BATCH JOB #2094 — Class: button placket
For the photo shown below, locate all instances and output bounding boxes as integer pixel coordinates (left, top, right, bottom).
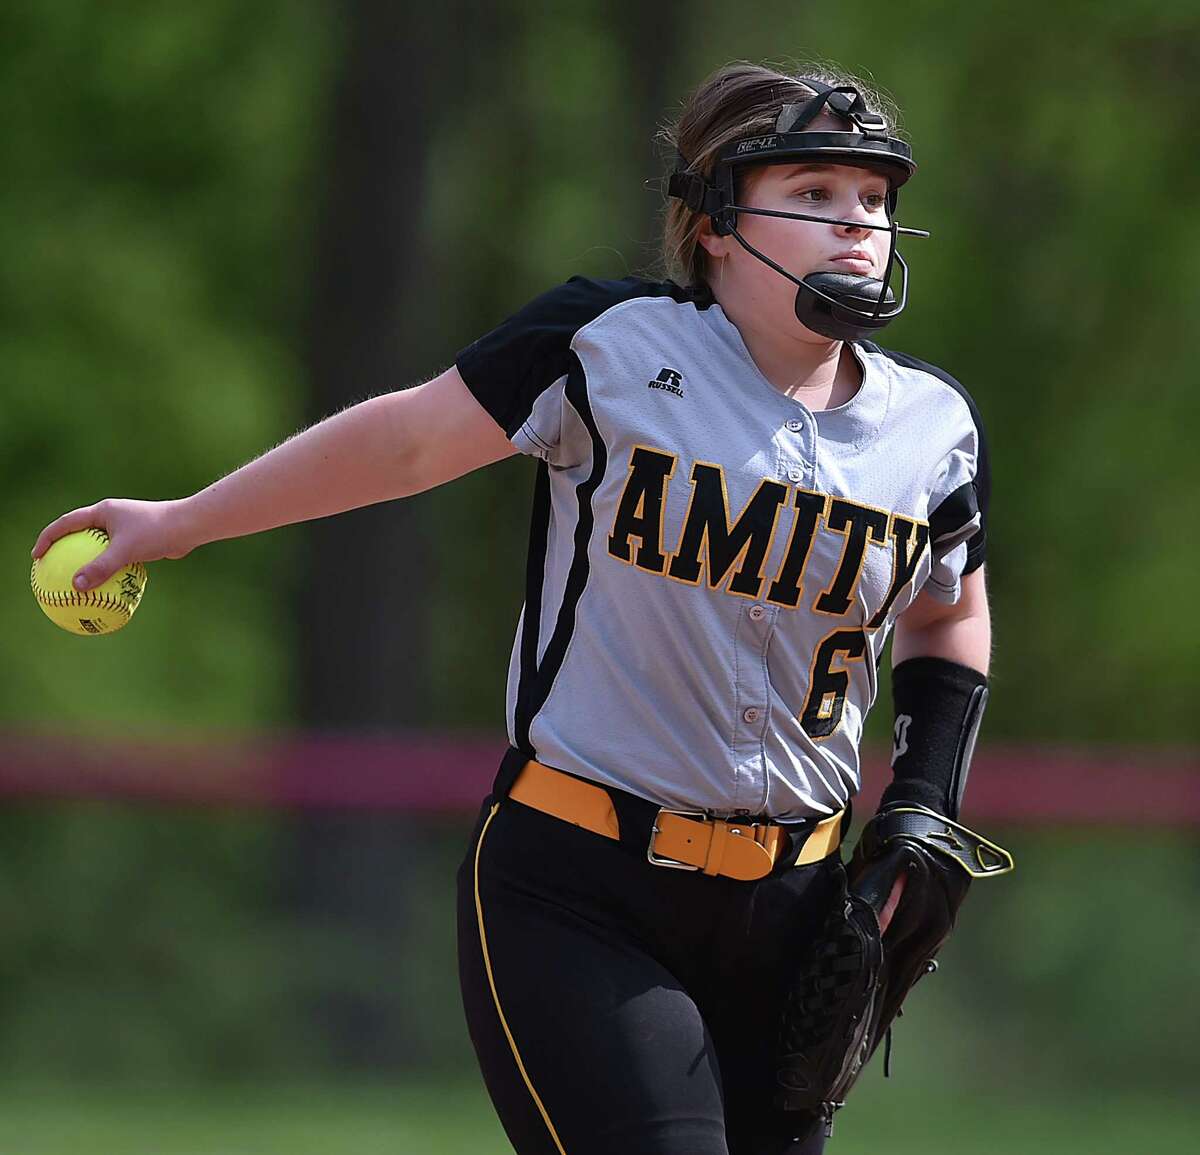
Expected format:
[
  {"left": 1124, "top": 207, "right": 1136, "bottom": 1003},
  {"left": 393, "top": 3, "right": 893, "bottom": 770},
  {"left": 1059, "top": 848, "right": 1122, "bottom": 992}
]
[
  {"left": 779, "top": 409, "right": 815, "bottom": 488},
  {"left": 738, "top": 601, "right": 771, "bottom": 729}
]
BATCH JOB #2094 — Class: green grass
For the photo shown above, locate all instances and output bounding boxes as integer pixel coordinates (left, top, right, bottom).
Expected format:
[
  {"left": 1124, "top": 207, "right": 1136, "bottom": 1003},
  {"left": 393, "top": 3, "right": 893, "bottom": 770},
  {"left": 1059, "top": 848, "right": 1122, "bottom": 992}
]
[
  {"left": 0, "top": 1082, "right": 505, "bottom": 1155},
  {"left": 834, "top": 1086, "right": 1198, "bottom": 1155},
  {"left": 0, "top": 1080, "right": 1193, "bottom": 1154}
]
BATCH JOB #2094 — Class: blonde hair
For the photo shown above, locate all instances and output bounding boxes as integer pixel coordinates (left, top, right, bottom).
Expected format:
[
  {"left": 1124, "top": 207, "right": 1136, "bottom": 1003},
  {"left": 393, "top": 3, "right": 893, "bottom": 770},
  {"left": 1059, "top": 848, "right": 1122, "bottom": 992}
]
[{"left": 655, "top": 61, "right": 901, "bottom": 289}]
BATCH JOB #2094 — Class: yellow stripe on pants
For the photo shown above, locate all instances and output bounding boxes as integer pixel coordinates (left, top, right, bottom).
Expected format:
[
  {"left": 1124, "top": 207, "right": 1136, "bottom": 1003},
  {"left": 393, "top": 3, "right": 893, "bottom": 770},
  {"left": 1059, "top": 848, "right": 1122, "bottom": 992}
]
[{"left": 473, "top": 802, "right": 568, "bottom": 1154}]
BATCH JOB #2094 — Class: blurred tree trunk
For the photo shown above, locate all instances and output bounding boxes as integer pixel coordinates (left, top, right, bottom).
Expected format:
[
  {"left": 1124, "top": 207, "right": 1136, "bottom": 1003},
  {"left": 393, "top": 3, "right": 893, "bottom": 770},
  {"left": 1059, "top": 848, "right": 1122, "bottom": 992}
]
[
  {"left": 288, "top": 0, "right": 690, "bottom": 1069},
  {"left": 300, "top": 42, "right": 432, "bottom": 730},
  {"left": 289, "top": 0, "right": 457, "bottom": 1068},
  {"left": 612, "top": 0, "right": 690, "bottom": 272}
]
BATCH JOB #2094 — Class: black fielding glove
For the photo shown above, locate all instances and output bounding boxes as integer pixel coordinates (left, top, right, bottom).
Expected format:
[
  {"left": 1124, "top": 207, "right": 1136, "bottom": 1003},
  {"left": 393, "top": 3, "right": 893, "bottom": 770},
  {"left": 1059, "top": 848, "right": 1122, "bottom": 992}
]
[
  {"left": 775, "top": 658, "right": 1014, "bottom": 1139},
  {"left": 775, "top": 805, "right": 1013, "bottom": 1137}
]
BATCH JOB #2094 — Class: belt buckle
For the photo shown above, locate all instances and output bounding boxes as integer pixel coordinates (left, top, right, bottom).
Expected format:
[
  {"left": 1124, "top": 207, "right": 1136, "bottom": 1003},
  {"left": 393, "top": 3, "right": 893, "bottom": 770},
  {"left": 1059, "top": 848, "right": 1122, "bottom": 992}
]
[{"left": 647, "top": 808, "right": 709, "bottom": 870}]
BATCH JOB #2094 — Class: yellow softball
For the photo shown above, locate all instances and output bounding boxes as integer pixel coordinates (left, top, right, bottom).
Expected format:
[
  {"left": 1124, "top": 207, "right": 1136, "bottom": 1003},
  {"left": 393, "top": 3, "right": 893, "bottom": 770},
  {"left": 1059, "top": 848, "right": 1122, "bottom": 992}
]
[{"left": 30, "top": 528, "right": 148, "bottom": 636}]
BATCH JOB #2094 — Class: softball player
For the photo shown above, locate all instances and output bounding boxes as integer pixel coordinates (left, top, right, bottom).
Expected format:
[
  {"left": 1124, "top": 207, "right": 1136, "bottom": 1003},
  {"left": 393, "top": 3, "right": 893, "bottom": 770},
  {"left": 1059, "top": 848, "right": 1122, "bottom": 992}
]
[
  {"left": 450, "top": 65, "right": 991, "bottom": 1154},
  {"left": 32, "top": 62, "right": 992, "bottom": 1155}
]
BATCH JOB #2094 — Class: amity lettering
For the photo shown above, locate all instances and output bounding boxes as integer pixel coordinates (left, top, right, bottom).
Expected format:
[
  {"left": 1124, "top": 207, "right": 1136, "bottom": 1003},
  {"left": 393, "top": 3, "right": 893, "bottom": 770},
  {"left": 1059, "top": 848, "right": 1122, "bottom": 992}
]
[
  {"left": 606, "top": 446, "right": 932, "bottom": 737},
  {"left": 607, "top": 446, "right": 929, "bottom": 623}
]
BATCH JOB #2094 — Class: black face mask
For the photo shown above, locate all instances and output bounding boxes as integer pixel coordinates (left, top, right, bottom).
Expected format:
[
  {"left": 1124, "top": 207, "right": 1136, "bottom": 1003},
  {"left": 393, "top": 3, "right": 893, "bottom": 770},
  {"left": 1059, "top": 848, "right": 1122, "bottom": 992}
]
[{"left": 667, "top": 78, "right": 930, "bottom": 342}]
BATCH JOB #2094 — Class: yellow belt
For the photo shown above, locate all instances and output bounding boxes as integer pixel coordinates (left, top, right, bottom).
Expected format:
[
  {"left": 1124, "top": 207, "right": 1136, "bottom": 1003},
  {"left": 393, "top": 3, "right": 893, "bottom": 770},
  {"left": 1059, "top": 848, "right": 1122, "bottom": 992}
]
[{"left": 508, "top": 759, "right": 844, "bottom": 882}]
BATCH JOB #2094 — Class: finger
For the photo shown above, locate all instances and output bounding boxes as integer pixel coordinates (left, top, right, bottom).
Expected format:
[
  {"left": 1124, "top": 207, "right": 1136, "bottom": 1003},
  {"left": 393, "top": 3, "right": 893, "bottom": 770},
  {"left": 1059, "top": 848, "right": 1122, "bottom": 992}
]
[
  {"left": 73, "top": 546, "right": 127, "bottom": 592},
  {"left": 878, "top": 873, "right": 907, "bottom": 935},
  {"left": 848, "top": 847, "right": 899, "bottom": 911},
  {"left": 31, "top": 506, "right": 102, "bottom": 560}
]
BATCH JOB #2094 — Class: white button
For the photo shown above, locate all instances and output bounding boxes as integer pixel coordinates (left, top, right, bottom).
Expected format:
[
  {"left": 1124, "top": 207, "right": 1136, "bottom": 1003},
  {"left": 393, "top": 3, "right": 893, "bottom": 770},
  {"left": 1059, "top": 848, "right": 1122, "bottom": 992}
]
[
  {"left": 787, "top": 467, "right": 804, "bottom": 483},
  {"left": 742, "top": 707, "right": 761, "bottom": 724},
  {"left": 786, "top": 419, "right": 804, "bottom": 433},
  {"left": 748, "top": 605, "right": 766, "bottom": 621}
]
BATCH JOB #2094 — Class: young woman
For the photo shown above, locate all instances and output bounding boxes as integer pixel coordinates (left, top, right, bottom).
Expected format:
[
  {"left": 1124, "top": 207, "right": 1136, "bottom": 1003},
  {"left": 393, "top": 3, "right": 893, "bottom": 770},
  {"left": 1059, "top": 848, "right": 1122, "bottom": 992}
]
[{"left": 33, "top": 62, "right": 994, "bottom": 1155}]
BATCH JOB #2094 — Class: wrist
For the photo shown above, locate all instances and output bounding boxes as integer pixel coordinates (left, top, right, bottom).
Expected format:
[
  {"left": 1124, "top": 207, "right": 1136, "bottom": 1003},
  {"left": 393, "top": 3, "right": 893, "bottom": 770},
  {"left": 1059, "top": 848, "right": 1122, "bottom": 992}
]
[
  {"left": 174, "top": 491, "right": 217, "bottom": 551},
  {"left": 887, "top": 656, "right": 988, "bottom": 819},
  {"left": 878, "top": 778, "right": 951, "bottom": 814}
]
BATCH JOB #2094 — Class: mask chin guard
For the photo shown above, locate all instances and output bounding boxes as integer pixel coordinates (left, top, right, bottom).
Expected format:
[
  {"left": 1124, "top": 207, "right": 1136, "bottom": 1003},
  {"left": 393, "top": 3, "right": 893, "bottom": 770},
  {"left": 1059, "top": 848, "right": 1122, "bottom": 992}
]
[
  {"left": 796, "top": 271, "right": 902, "bottom": 342},
  {"left": 795, "top": 211, "right": 908, "bottom": 341},
  {"left": 666, "top": 77, "right": 929, "bottom": 340}
]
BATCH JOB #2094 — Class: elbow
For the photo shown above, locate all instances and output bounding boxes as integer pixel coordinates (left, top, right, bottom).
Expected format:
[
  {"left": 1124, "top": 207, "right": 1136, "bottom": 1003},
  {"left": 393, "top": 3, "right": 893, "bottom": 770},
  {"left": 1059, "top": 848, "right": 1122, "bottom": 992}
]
[{"left": 893, "top": 575, "right": 992, "bottom": 671}]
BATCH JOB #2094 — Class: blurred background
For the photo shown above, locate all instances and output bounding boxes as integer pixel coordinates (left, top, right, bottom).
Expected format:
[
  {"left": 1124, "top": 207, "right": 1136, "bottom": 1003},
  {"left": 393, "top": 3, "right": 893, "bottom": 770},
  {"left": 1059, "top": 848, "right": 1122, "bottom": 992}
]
[{"left": 3, "top": 1, "right": 1198, "bottom": 1152}]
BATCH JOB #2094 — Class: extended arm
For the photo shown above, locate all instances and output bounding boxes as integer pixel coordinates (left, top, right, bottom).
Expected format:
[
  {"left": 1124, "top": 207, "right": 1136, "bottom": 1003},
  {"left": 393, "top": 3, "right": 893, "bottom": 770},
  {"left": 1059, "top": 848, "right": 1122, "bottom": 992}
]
[
  {"left": 32, "top": 366, "right": 517, "bottom": 588},
  {"left": 179, "top": 366, "right": 517, "bottom": 546}
]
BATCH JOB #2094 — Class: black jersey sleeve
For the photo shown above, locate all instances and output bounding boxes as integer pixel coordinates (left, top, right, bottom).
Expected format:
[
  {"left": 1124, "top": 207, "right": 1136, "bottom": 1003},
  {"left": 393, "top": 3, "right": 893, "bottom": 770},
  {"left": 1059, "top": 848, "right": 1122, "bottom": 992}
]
[
  {"left": 455, "top": 276, "right": 645, "bottom": 449},
  {"left": 929, "top": 404, "right": 989, "bottom": 576},
  {"left": 931, "top": 394, "right": 988, "bottom": 575},
  {"left": 864, "top": 344, "right": 989, "bottom": 575}
]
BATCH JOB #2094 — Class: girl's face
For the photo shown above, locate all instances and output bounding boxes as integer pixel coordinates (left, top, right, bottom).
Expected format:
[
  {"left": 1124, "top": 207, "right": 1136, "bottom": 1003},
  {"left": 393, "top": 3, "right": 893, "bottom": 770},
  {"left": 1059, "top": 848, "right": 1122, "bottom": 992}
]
[{"left": 701, "top": 149, "right": 894, "bottom": 342}]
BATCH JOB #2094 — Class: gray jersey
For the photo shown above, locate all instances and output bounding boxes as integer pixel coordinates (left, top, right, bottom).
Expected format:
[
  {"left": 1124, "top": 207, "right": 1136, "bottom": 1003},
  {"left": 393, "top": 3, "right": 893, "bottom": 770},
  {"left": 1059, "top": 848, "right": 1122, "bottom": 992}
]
[{"left": 456, "top": 276, "right": 987, "bottom": 820}]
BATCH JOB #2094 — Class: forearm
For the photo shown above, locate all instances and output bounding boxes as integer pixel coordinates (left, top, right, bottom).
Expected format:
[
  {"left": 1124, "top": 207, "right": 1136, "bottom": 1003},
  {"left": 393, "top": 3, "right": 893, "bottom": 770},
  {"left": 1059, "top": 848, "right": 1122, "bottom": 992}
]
[
  {"left": 32, "top": 366, "right": 516, "bottom": 589},
  {"left": 180, "top": 393, "right": 418, "bottom": 548},
  {"left": 883, "top": 569, "right": 992, "bottom": 816}
]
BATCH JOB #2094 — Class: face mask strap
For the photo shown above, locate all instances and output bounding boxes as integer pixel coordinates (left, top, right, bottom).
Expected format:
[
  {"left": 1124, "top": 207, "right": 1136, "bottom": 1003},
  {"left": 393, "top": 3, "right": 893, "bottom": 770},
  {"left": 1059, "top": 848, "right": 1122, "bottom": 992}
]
[
  {"left": 725, "top": 223, "right": 807, "bottom": 293},
  {"left": 726, "top": 202, "right": 929, "bottom": 240},
  {"left": 725, "top": 218, "right": 909, "bottom": 321},
  {"left": 872, "top": 219, "right": 902, "bottom": 321}
]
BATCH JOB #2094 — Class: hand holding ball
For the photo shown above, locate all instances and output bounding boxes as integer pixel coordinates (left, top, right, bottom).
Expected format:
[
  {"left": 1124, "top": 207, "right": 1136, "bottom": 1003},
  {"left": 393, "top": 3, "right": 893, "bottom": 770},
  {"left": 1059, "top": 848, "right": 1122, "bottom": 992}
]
[{"left": 31, "top": 528, "right": 148, "bottom": 636}]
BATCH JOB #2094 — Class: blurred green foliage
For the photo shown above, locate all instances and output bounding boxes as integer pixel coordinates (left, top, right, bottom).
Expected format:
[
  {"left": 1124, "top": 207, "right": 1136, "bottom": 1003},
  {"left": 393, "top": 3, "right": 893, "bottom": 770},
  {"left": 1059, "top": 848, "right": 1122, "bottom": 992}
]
[
  {"left": 2, "top": 0, "right": 330, "bottom": 733},
  {"left": 6, "top": 0, "right": 1199, "bottom": 734},
  {"left": 2, "top": 0, "right": 1197, "bottom": 1094}
]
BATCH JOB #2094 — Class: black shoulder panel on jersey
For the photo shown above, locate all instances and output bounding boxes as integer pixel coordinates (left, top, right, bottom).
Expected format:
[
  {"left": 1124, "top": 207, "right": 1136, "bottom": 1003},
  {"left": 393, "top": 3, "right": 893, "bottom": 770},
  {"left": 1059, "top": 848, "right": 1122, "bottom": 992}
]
[
  {"left": 513, "top": 353, "right": 608, "bottom": 753},
  {"left": 456, "top": 276, "right": 711, "bottom": 439},
  {"left": 858, "top": 342, "right": 989, "bottom": 573},
  {"left": 929, "top": 481, "right": 978, "bottom": 544}
]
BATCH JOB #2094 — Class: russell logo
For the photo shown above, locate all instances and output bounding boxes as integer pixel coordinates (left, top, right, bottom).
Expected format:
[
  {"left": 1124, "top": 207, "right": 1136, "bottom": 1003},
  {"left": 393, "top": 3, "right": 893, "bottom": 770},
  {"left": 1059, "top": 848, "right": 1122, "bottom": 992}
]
[{"left": 647, "top": 367, "right": 685, "bottom": 397}]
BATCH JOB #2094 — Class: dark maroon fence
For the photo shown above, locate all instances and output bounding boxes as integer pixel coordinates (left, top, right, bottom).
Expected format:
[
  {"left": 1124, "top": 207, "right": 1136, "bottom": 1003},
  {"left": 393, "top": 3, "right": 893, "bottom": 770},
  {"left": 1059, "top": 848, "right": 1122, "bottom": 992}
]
[{"left": 2, "top": 730, "right": 1197, "bottom": 824}]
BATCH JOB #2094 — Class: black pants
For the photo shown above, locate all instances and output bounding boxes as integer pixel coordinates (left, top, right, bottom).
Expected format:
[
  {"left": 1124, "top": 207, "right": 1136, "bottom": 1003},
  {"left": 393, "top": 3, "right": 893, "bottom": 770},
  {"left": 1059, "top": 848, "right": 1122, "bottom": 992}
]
[{"left": 456, "top": 753, "right": 847, "bottom": 1155}]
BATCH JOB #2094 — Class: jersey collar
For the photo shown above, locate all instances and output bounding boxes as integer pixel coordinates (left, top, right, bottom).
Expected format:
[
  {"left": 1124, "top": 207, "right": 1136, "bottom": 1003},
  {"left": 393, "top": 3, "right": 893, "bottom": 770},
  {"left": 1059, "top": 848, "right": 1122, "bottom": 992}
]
[
  {"left": 700, "top": 301, "right": 890, "bottom": 449},
  {"left": 810, "top": 341, "right": 890, "bottom": 452}
]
